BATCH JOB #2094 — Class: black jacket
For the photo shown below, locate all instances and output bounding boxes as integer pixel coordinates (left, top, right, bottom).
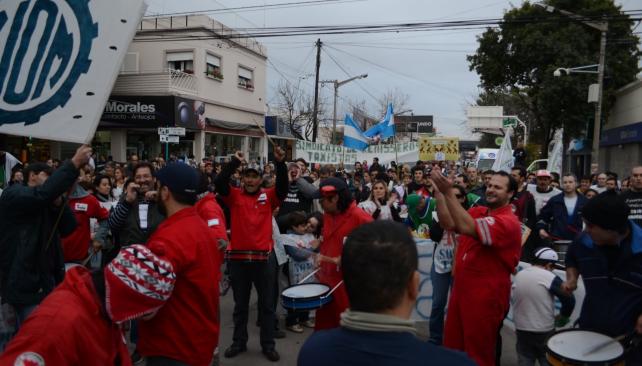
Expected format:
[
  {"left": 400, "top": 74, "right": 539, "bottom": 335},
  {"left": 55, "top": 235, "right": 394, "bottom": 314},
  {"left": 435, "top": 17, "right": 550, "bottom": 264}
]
[{"left": 0, "top": 161, "right": 78, "bottom": 306}]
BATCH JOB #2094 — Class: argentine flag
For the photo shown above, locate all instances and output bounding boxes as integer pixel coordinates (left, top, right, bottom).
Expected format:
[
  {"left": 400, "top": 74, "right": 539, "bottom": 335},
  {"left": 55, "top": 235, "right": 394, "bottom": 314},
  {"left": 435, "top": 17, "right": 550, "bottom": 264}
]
[
  {"left": 343, "top": 114, "right": 370, "bottom": 151},
  {"left": 364, "top": 103, "right": 395, "bottom": 140}
]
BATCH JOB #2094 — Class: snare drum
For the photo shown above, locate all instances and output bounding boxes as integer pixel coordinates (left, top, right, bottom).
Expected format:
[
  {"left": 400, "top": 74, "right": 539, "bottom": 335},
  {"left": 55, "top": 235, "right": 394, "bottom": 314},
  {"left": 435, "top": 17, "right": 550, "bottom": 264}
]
[
  {"left": 225, "top": 250, "right": 270, "bottom": 263},
  {"left": 546, "top": 329, "right": 624, "bottom": 366},
  {"left": 281, "top": 283, "right": 333, "bottom": 311}
]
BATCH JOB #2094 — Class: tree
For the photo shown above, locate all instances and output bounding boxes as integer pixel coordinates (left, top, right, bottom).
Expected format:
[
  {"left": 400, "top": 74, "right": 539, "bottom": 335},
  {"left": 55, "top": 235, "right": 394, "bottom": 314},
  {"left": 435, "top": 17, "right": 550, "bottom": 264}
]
[
  {"left": 468, "top": 0, "right": 640, "bottom": 156},
  {"left": 273, "top": 81, "right": 328, "bottom": 141}
]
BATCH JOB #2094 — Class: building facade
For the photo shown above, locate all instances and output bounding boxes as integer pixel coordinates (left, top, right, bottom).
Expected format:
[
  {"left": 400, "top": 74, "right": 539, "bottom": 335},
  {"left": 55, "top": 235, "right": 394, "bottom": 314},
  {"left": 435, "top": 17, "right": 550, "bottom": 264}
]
[
  {"left": 600, "top": 78, "right": 642, "bottom": 177},
  {"left": 96, "top": 15, "right": 268, "bottom": 163}
]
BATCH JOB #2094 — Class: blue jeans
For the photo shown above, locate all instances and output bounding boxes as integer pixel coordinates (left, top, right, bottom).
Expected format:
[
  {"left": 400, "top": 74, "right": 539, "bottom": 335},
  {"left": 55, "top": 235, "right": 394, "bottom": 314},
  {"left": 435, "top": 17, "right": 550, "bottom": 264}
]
[{"left": 429, "top": 266, "right": 452, "bottom": 345}]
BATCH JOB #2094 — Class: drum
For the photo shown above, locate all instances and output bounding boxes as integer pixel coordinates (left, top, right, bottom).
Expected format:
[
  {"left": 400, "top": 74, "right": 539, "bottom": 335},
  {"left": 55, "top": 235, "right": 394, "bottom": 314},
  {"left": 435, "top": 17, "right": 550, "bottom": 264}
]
[
  {"left": 546, "top": 329, "right": 624, "bottom": 366},
  {"left": 553, "top": 240, "right": 572, "bottom": 262},
  {"left": 281, "top": 283, "right": 332, "bottom": 311},
  {"left": 225, "top": 250, "right": 270, "bottom": 263}
]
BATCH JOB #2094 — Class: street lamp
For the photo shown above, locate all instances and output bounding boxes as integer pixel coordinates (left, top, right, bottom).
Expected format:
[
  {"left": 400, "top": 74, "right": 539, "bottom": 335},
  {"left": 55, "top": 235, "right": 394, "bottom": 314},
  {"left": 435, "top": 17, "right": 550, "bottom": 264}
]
[
  {"left": 535, "top": 2, "right": 608, "bottom": 167},
  {"left": 553, "top": 64, "right": 599, "bottom": 77},
  {"left": 321, "top": 73, "right": 368, "bottom": 144}
]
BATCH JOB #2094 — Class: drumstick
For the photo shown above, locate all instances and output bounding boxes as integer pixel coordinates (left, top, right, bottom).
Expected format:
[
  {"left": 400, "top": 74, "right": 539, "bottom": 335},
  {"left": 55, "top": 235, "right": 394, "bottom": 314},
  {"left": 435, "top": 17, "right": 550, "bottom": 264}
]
[
  {"left": 582, "top": 333, "right": 628, "bottom": 356},
  {"left": 326, "top": 280, "right": 344, "bottom": 296},
  {"left": 297, "top": 268, "right": 320, "bottom": 284}
]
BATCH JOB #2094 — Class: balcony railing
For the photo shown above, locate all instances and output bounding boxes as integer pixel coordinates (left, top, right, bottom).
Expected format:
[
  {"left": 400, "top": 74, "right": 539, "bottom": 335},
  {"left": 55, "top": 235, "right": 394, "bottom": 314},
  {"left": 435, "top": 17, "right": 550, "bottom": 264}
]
[{"left": 112, "top": 69, "right": 198, "bottom": 95}]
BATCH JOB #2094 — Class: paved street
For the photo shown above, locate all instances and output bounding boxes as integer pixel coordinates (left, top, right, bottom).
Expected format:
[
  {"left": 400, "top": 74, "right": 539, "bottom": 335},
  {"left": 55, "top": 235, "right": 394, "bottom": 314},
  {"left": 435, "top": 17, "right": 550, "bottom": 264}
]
[{"left": 216, "top": 288, "right": 518, "bottom": 366}]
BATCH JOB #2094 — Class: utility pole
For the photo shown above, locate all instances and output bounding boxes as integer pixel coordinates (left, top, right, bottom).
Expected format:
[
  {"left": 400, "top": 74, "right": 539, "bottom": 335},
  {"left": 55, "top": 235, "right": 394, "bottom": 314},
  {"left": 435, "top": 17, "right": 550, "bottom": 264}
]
[
  {"left": 311, "top": 39, "right": 322, "bottom": 142},
  {"left": 592, "top": 29, "right": 607, "bottom": 167}
]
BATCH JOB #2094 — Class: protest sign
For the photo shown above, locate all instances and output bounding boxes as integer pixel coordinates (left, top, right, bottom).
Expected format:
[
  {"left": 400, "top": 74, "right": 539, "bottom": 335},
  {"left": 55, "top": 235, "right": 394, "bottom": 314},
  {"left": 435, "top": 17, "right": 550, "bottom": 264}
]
[
  {"left": 0, "top": 0, "right": 147, "bottom": 143},
  {"left": 418, "top": 136, "right": 460, "bottom": 161},
  {"left": 295, "top": 140, "right": 420, "bottom": 166}
]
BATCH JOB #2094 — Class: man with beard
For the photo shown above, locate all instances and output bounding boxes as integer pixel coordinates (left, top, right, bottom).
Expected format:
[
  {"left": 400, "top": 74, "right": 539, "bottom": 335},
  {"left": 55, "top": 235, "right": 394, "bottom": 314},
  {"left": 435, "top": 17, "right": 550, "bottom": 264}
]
[
  {"left": 527, "top": 170, "right": 561, "bottom": 216},
  {"left": 431, "top": 170, "right": 521, "bottom": 366},
  {"left": 129, "top": 163, "right": 218, "bottom": 365},
  {"left": 216, "top": 148, "right": 288, "bottom": 362},
  {"left": 108, "top": 162, "right": 164, "bottom": 247}
]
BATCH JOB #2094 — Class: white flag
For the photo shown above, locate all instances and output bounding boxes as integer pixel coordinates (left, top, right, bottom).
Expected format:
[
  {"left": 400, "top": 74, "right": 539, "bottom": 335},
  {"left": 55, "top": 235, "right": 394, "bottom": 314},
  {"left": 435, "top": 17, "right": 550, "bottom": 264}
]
[
  {"left": 0, "top": 0, "right": 147, "bottom": 143},
  {"left": 492, "top": 129, "right": 514, "bottom": 173},
  {"left": 548, "top": 129, "right": 564, "bottom": 175}
]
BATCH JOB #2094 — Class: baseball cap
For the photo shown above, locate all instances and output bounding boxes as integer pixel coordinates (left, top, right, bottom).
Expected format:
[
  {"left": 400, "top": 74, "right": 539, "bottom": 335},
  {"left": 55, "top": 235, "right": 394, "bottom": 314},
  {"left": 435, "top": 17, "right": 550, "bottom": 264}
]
[
  {"left": 536, "top": 170, "right": 552, "bottom": 178},
  {"left": 312, "top": 177, "right": 348, "bottom": 199},
  {"left": 155, "top": 162, "right": 198, "bottom": 196},
  {"left": 534, "top": 247, "right": 558, "bottom": 262}
]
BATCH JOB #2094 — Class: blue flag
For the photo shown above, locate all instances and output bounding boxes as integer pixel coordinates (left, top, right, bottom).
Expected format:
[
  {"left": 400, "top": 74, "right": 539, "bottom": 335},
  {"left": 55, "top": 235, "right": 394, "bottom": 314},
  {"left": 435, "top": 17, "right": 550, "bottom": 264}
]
[
  {"left": 364, "top": 103, "right": 395, "bottom": 140},
  {"left": 343, "top": 114, "right": 370, "bottom": 151}
]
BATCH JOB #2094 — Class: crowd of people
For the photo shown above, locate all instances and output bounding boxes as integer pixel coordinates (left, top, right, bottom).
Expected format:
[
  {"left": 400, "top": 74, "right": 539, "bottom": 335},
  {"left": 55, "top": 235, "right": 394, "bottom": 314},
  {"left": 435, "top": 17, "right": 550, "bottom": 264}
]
[{"left": 0, "top": 144, "right": 641, "bottom": 366}]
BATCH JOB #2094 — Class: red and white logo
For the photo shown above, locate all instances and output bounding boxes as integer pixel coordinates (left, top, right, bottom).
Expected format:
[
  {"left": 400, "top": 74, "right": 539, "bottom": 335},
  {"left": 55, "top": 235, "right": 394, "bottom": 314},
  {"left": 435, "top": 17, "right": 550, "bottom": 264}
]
[
  {"left": 484, "top": 217, "right": 495, "bottom": 226},
  {"left": 14, "top": 352, "right": 45, "bottom": 366}
]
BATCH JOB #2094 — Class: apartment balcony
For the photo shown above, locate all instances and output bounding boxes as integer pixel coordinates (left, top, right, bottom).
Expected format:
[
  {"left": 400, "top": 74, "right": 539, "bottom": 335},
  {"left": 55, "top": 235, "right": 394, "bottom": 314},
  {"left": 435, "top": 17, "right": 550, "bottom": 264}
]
[{"left": 111, "top": 69, "right": 198, "bottom": 96}]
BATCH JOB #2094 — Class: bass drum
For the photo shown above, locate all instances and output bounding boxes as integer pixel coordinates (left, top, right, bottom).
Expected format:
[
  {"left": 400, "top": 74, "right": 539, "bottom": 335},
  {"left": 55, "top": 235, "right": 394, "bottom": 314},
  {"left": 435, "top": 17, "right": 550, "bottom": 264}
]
[{"left": 546, "top": 329, "right": 624, "bottom": 366}]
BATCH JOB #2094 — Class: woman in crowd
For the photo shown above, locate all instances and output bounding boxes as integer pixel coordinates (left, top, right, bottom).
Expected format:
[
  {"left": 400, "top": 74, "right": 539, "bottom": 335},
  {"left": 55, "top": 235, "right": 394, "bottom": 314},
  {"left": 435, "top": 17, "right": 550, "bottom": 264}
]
[
  {"left": 357, "top": 180, "right": 401, "bottom": 221},
  {"left": 94, "top": 174, "right": 116, "bottom": 209},
  {"left": 427, "top": 184, "right": 467, "bottom": 345},
  {"left": 111, "top": 166, "right": 126, "bottom": 201}
]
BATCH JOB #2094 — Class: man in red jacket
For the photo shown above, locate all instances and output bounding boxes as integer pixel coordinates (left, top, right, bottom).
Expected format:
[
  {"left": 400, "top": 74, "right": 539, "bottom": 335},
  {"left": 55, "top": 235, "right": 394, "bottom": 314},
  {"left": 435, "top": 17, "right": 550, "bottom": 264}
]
[
  {"left": 137, "top": 163, "right": 220, "bottom": 366},
  {"left": 431, "top": 170, "right": 522, "bottom": 366},
  {"left": 313, "top": 177, "right": 373, "bottom": 330},
  {"left": 0, "top": 244, "right": 176, "bottom": 366},
  {"left": 61, "top": 184, "right": 110, "bottom": 264},
  {"left": 215, "top": 147, "right": 288, "bottom": 362}
]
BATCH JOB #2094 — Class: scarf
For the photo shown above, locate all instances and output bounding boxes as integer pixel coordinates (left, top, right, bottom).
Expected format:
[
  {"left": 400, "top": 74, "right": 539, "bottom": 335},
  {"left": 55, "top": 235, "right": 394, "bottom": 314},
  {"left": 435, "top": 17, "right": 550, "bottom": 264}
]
[{"left": 340, "top": 309, "right": 418, "bottom": 336}]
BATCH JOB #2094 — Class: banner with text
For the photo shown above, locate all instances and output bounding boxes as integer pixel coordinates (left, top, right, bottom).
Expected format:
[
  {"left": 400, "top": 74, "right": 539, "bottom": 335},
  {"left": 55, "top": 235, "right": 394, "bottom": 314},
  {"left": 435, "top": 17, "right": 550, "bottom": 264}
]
[
  {"left": 418, "top": 137, "right": 460, "bottom": 161},
  {"left": 295, "top": 140, "right": 420, "bottom": 166},
  {"left": 0, "top": 0, "right": 147, "bottom": 143}
]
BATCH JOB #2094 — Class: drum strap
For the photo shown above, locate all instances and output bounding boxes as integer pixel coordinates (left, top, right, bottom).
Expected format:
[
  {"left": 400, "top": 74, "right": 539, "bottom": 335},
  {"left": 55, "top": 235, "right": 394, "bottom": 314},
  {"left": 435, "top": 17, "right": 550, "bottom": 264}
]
[{"left": 340, "top": 310, "right": 418, "bottom": 336}]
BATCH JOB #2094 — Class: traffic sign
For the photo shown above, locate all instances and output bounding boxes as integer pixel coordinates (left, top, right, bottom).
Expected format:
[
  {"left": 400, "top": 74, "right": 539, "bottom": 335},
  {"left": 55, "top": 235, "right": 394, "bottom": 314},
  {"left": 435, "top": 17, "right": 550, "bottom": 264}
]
[
  {"left": 160, "top": 134, "right": 179, "bottom": 143},
  {"left": 158, "top": 127, "right": 186, "bottom": 136},
  {"left": 502, "top": 118, "right": 517, "bottom": 128}
]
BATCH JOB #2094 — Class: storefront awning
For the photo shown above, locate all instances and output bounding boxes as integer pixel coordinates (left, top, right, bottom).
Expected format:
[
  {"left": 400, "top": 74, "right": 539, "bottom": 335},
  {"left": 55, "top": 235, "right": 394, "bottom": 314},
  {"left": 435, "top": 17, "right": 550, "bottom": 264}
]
[{"left": 205, "top": 118, "right": 264, "bottom": 137}]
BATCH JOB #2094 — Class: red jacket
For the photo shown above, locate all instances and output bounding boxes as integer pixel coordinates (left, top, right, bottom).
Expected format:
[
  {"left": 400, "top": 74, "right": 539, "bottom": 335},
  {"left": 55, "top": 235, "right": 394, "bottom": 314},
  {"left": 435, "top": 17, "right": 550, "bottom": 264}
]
[
  {"left": 0, "top": 267, "right": 131, "bottom": 366},
  {"left": 138, "top": 207, "right": 219, "bottom": 366},
  {"left": 315, "top": 202, "right": 373, "bottom": 330},
  {"left": 194, "top": 193, "right": 228, "bottom": 244},
  {"left": 61, "top": 194, "right": 109, "bottom": 262},
  {"left": 219, "top": 187, "right": 281, "bottom": 252}
]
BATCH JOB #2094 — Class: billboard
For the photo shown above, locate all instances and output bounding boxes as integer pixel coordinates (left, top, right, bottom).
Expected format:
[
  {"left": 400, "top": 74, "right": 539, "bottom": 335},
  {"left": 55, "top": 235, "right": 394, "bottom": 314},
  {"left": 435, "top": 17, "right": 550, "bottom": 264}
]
[
  {"left": 396, "top": 115, "right": 434, "bottom": 133},
  {"left": 101, "top": 95, "right": 205, "bottom": 130},
  {"left": 418, "top": 136, "right": 460, "bottom": 161}
]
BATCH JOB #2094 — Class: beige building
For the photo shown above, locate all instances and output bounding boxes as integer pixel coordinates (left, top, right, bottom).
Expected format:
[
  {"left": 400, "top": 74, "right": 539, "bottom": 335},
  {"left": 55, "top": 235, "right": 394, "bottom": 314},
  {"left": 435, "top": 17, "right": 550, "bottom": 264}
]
[
  {"left": 600, "top": 77, "right": 642, "bottom": 177},
  {"left": 95, "top": 14, "right": 268, "bottom": 163}
]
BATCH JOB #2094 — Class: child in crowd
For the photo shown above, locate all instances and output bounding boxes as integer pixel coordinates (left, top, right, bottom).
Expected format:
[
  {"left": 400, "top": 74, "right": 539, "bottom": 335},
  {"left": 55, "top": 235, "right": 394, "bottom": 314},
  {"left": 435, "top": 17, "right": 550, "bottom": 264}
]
[
  {"left": 281, "top": 211, "right": 320, "bottom": 333},
  {"left": 512, "top": 247, "right": 575, "bottom": 366}
]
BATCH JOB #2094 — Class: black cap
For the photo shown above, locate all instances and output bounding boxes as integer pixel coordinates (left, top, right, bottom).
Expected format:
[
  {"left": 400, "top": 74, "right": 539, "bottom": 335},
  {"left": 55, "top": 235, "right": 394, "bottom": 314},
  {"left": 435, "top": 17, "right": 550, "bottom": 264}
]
[
  {"left": 582, "top": 190, "right": 630, "bottom": 231},
  {"left": 155, "top": 163, "right": 198, "bottom": 196},
  {"left": 312, "top": 177, "right": 348, "bottom": 199},
  {"left": 242, "top": 167, "right": 260, "bottom": 176}
]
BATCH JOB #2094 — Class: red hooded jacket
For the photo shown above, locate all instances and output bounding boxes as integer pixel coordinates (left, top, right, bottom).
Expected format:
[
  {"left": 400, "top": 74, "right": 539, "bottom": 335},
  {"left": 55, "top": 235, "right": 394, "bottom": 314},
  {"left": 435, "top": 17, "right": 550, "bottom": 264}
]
[{"left": 0, "top": 267, "right": 131, "bottom": 366}]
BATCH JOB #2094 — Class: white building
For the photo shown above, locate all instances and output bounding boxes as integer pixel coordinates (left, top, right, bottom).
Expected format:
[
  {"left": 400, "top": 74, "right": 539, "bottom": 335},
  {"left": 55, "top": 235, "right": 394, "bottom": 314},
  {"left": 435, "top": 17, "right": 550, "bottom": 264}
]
[{"left": 94, "top": 15, "right": 268, "bottom": 163}]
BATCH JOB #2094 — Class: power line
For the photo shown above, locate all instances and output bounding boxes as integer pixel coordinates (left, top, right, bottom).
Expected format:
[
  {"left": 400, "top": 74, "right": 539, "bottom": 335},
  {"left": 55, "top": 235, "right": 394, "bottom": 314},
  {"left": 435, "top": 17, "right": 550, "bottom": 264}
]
[
  {"left": 145, "top": 0, "right": 366, "bottom": 17},
  {"left": 321, "top": 47, "right": 379, "bottom": 103}
]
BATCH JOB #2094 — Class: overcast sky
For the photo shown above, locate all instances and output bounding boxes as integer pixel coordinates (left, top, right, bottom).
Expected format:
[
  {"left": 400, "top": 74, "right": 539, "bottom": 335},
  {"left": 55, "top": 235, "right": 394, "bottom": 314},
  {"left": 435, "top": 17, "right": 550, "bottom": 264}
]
[{"left": 145, "top": 0, "right": 639, "bottom": 138}]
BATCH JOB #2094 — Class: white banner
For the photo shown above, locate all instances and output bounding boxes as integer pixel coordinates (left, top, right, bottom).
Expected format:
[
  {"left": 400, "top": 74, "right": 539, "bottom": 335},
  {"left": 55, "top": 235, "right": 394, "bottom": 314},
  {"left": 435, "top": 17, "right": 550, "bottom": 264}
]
[
  {"left": 0, "top": 0, "right": 147, "bottom": 143},
  {"left": 295, "top": 140, "right": 419, "bottom": 166}
]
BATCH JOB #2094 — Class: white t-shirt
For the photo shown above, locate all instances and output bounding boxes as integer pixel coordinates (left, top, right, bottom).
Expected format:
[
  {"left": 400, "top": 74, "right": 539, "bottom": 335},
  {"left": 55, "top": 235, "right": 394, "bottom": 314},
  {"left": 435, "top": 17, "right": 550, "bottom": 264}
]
[
  {"left": 358, "top": 199, "right": 393, "bottom": 220},
  {"left": 527, "top": 184, "right": 561, "bottom": 216},
  {"left": 512, "top": 266, "right": 557, "bottom": 332},
  {"left": 563, "top": 195, "right": 578, "bottom": 217}
]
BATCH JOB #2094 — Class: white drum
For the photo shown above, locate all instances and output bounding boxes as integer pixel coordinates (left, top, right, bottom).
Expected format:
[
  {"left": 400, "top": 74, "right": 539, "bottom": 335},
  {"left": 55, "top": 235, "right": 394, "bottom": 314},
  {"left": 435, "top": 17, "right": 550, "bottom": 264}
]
[{"left": 546, "top": 329, "right": 624, "bottom": 365}]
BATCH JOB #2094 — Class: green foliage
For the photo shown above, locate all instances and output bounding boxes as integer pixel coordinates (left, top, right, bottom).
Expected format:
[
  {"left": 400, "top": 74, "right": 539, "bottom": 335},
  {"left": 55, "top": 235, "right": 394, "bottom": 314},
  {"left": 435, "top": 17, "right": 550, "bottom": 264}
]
[{"left": 469, "top": 0, "right": 640, "bottom": 154}]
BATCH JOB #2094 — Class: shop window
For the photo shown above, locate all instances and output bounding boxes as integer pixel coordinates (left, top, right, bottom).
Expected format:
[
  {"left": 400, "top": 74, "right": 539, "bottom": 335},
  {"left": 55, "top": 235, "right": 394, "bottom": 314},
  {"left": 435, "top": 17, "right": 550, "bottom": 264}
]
[
  {"left": 167, "top": 51, "right": 194, "bottom": 74},
  {"left": 206, "top": 53, "right": 223, "bottom": 80},
  {"left": 238, "top": 66, "right": 254, "bottom": 90}
]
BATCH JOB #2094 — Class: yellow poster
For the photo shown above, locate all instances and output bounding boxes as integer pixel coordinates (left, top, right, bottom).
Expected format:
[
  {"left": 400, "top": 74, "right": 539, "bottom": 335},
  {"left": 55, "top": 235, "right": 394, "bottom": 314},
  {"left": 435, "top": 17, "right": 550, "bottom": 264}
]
[{"left": 418, "top": 136, "right": 459, "bottom": 161}]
